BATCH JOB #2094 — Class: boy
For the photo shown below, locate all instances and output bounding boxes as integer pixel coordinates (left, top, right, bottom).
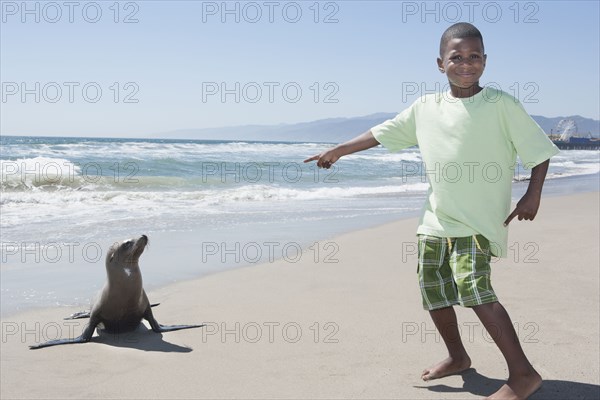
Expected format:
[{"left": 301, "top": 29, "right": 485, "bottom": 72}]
[{"left": 304, "top": 23, "right": 559, "bottom": 400}]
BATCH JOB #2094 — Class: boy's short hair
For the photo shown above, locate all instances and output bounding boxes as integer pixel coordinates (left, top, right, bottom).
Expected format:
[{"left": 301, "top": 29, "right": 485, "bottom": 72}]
[{"left": 439, "top": 22, "right": 485, "bottom": 56}]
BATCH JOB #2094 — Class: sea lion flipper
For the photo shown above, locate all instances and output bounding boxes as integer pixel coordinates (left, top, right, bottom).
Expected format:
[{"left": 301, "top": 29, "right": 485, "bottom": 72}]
[
  {"left": 144, "top": 306, "right": 162, "bottom": 332},
  {"left": 155, "top": 323, "right": 205, "bottom": 332},
  {"left": 29, "top": 336, "right": 88, "bottom": 349},
  {"left": 64, "top": 310, "right": 91, "bottom": 320},
  {"left": 29, "top": 319, "right": 99, "bottom": 349},
  {"left": 143, "top": 306, "right": 202, "bottom": 333}
]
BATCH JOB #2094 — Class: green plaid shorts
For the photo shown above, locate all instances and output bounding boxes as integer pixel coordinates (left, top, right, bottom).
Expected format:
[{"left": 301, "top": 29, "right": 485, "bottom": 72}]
[{"left": 417, "top": 234, "right": 498, "bottom": 311}]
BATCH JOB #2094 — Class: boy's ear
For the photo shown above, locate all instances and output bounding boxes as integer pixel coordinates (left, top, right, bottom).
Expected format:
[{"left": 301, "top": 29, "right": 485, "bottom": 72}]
[
  {"left": 437, "top": 57, "right": 445, "bottom": 73},
  {"left": 483, "top": 53, "right": 487, "bottom": 68}
]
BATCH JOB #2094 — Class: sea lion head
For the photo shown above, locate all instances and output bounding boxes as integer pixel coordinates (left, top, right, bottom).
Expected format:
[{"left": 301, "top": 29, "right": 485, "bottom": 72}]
[{"left": 106, "top": 235, "right": 149, "bottom": 267}]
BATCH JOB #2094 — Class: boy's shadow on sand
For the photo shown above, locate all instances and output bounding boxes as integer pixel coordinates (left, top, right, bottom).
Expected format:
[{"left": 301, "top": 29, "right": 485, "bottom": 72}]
[
  {"left": 89, "top": 324, "right": 204, "bottom": 353},
  {"left": 414, "top": 368, "right": 600, "bottom": 399}
]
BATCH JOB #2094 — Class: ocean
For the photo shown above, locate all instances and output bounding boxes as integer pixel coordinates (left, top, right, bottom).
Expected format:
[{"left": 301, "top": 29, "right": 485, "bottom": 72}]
[{"left": 1, "top": 135, "right": 599, "bottom": 316}]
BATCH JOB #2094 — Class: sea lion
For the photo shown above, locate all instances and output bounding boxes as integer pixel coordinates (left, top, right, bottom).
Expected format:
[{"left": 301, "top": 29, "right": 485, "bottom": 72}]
[{"left": 29, "top": 235, "right": 202, "bottom": 349}]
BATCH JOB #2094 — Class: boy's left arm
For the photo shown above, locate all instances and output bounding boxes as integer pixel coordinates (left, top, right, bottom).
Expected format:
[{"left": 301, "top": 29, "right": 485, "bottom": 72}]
[{"left": 504, "top": 159, "right": 550, "bottom": 226}]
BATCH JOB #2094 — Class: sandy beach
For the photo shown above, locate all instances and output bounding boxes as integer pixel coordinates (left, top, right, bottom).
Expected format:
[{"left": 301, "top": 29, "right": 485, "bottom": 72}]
[{"left": 1, "top": 191, "right": 598, "bottom": 399}]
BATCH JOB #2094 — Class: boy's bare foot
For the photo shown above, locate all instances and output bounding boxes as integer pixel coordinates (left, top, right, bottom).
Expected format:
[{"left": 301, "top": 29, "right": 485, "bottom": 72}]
[
  {"left": 485, "top": 369, "right": 542, "bottom": 400},
  {"left": 421, "top": 355, "right": 471, "bottom": 381}
]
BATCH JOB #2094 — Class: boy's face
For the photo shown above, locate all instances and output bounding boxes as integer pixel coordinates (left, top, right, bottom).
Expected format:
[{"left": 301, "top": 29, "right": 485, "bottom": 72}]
[{"left": 437, "top": 37, "right": 486, "bottom": 91}]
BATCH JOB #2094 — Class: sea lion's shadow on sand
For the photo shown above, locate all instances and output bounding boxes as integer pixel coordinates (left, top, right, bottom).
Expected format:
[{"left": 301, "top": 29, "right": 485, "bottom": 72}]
[
  {"left": 414, "top": 368, "right": 600, "bottom": 399},
  {"left": 89, "top": 324, "right": 204, "bottom": 353}
]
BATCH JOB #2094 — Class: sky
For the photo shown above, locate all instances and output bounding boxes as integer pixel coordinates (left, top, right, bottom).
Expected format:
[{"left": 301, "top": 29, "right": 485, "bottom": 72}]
[{"left": 1, "top": 0, "right": 599, "bottom": 137}]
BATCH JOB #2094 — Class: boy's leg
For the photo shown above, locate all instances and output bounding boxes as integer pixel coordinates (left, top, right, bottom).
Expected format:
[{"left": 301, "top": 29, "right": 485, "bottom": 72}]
[
  {"left": 417, "top": 235, "right": 471, "bottom": 381},
  {"left": 473, "top": 302, "right": 542, "bottom": 400},
  {"left": 451, "top": 235, "right": 541, "bottom": 399},
  {"left": 421, "top": 306, "right": 471, "bottom": 381}
]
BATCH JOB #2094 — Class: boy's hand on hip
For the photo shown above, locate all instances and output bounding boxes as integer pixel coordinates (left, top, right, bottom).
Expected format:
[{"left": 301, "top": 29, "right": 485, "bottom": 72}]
[
  {"left": 304, "top": 149, "right": 340, "bottom": 169},
  {"left": 504, "top": 192, "right": 542, "bottom": 226}
]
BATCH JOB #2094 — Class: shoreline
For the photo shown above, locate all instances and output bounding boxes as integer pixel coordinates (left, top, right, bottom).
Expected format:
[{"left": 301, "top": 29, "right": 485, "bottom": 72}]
[
  {"left": 1, "top": 172, "right": 598, "bottom": 318},
  {"left": 1, "top": 191, "right": 599, "bottom": 399}
]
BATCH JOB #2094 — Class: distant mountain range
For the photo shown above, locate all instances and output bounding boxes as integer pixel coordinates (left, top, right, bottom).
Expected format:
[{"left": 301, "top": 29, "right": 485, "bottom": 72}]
[{"left": 154, "top": 113, "right": 600, "bottom": 143}]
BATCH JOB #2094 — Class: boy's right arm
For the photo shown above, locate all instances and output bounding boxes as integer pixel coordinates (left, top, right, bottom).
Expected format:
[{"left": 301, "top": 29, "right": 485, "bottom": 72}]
[{"left": 303, "top": 130, "right": 379, "bottom": 169}]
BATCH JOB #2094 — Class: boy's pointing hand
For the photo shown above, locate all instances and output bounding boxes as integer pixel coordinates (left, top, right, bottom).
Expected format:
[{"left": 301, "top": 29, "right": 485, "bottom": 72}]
[
  {"left": 303, "top": 130, "right": 379, "bottom": 169},
  {"left": 304, "top": 149, "right": 340, "bottom": 169},
  {"left": 503, "top": 192, "right": 542, "bottom": 226},
  {"left": 505, "top": 159, "right": 550, "bottom": 226}
]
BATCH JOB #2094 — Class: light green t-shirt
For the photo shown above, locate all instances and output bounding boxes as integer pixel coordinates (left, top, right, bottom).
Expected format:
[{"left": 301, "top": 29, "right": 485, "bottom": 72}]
[{"left": 371, "top": 87, "right": 560, "bottom": 257}]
